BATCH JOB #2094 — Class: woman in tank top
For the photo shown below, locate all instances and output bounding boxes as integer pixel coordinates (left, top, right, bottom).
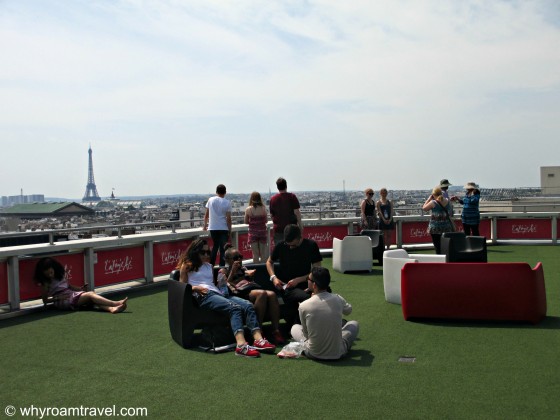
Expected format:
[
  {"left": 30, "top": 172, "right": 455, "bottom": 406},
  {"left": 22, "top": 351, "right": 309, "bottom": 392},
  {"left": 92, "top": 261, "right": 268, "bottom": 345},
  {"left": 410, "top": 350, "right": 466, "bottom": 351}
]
[
  {"left": 244, "top": 191, "right": 269, "bottom": 263},
  {"left": 360, "top": 188, "right": 378, "bottom": 230}
]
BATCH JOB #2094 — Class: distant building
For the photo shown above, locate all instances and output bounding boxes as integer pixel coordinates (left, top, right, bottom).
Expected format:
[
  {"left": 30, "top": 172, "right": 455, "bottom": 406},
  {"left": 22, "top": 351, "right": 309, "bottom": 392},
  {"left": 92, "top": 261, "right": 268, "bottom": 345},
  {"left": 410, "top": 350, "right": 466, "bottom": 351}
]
[
  {"left": 0, "top": 202, "right": 95, "bottom": 219},
  {"left": 540, "top": 166, "right": 560, "bottom": 196},
  {"left": 0, "top": 194, "right": 45, "bottom": 207}
]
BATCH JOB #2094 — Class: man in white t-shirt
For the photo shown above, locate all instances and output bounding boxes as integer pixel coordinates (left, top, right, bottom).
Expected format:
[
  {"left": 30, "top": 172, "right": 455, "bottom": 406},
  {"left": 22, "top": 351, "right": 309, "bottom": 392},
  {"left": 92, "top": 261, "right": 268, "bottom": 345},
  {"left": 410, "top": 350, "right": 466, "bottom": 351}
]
[
  {"left": 204, "top": 184, "right": 232, "bottom": 266},
  {"left": 290, "top": 267, "right": 359, "bottom": 360}
]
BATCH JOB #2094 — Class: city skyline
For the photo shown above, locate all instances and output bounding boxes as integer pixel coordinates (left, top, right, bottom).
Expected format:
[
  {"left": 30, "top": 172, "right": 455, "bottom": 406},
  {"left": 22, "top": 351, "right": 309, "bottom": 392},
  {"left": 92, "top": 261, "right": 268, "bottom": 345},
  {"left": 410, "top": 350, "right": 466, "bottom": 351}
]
[{"left": 1, "top": 1, "right": 559, "bottom": 198}]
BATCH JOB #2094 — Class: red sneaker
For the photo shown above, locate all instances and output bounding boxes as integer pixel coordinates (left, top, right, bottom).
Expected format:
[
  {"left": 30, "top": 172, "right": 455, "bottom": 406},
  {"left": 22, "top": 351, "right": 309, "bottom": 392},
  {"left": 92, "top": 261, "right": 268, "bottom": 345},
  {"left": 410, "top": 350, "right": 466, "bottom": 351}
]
[
  {"left": 272, "top": 330, "right": 286, "bottom": 345},
  {"left": 235, "top": 343, "right": 260, "bottom": 358},
  {"left": 252, "top": 338, "right": 276, "bottom": 353}
]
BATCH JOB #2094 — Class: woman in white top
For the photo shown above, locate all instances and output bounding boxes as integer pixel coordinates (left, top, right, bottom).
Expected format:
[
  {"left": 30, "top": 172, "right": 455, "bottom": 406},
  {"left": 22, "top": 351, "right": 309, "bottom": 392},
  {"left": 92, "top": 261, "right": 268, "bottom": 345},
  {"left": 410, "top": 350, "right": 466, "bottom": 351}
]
[{"left": 177, "top": 238, "right": 275, "bottom": 358}]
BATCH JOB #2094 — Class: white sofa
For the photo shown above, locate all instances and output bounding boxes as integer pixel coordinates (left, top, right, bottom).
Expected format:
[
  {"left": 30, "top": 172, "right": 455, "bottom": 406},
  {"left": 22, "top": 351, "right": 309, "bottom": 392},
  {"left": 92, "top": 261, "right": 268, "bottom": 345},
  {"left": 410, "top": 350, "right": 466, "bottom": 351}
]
[
  {"left": 382, "top": 249, "right": 446, "bottom": 304},
  {"left": 333, "top": 236, "right": 372, "bottom": 273}
]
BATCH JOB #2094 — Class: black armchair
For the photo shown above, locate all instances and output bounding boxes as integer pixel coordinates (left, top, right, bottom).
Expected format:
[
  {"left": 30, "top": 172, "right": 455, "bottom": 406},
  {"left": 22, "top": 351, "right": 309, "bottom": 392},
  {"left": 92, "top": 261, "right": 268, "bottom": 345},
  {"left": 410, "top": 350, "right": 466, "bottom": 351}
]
[
  {"left": 168, "top": 271, "right": 229, "bottom": 348},
  {"left": 360, "top": 229, "right": 385, "bottom": 264},
  {"left": 441, "top": 232, "right": 487, "bottom": 263},
  {"left": 168, "top": 263, "right": 288, "bottom": 348}
]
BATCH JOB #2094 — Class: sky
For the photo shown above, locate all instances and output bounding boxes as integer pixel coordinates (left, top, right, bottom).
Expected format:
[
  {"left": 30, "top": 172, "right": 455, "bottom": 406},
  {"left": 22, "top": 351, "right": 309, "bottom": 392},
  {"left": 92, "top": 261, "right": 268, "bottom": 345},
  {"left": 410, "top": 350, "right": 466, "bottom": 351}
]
[{"left": 1, "top": 0, "right": 559, "bottom": 199}]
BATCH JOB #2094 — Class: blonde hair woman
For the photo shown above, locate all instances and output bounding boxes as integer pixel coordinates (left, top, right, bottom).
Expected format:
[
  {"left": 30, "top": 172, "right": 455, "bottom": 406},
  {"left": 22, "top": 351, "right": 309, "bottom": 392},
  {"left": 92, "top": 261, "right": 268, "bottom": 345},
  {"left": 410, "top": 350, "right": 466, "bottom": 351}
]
[
  {"left": 422, "top": 186, "right": 454, "bottom": 254},
  {"left": 244, "top": 192, "right": 269, "bottom": 263}
]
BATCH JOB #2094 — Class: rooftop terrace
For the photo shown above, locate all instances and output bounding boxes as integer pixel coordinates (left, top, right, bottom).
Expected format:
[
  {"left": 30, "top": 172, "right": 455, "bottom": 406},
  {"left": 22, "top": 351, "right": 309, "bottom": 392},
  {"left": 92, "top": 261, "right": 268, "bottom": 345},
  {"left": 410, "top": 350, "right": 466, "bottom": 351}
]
[{"left": 1, "top": 244, "right": 559, "bottom": 419}]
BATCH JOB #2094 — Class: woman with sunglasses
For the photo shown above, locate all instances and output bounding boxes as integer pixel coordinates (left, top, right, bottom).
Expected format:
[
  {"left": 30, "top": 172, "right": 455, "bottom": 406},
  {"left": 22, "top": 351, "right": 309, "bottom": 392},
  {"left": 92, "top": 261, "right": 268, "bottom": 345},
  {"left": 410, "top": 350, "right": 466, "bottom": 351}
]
[
  {"left": 177, "top": 238, "right": 275, "bottom": 358},
  {"left": 360, "top": 188, "right": 378, "bottom": 230},
  {"left": 218, "top": 245, "right": 285, "bottom": 344}
]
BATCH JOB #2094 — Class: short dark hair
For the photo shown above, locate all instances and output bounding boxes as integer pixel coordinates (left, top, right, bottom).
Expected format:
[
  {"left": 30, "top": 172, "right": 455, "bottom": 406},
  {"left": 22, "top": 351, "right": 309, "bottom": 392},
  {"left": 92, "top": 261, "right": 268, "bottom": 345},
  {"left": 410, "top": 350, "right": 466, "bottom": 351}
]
[
  {"left": 276, "top": 177, "right": 287, "bottom": 191},
  {"left": 311, "top": 266, "right": 330, "bottom": 290},
  {"left": 216, "top": 184, "right": 226, "bottom": 195},
  {"left": 284, "top": 224, "right": 301, "bottom": 242}
]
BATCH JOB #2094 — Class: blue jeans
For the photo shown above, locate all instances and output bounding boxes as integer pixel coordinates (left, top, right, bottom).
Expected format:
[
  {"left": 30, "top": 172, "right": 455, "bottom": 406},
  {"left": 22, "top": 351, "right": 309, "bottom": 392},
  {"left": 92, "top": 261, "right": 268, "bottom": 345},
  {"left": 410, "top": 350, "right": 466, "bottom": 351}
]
[
  {"left": 210, "top": 230, "right": 229, "bottom": 266},
  {"left": 198, "top": 291, "right": 260, "bottom": 335}
]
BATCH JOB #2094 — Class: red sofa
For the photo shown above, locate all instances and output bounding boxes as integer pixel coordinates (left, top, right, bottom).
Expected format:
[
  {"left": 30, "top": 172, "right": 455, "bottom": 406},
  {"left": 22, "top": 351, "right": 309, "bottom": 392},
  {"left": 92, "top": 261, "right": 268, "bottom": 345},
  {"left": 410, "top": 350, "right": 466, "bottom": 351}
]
[{"left": 401, "top": 262, "right": 547, "bottom": 324}]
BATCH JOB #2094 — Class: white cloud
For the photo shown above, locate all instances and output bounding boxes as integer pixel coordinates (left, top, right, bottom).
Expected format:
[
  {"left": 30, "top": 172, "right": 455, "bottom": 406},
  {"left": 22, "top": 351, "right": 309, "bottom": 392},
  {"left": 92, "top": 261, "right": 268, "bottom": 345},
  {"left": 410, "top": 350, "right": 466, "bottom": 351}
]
[{"left": 0, "top": 0, "right": 559, "bottom": 196}]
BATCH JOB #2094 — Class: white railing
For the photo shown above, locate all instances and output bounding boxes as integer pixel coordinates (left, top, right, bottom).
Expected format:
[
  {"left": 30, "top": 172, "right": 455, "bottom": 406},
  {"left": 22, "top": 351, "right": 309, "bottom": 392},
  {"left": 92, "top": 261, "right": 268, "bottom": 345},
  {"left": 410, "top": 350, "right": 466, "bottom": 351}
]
[{"left": 0, "top": 212, "right": 558, "bottom": 314}]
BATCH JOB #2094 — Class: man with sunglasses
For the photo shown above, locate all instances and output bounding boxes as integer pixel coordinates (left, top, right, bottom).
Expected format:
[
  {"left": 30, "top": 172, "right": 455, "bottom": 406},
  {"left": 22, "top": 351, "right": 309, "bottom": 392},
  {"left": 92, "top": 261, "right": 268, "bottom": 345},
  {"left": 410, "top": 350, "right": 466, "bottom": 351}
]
[
  {"left": 291, "top": 267, "right": 359, "bottom": 360},
  {"left": 266, "top": 224, "right": 322, "bottom": 324}
]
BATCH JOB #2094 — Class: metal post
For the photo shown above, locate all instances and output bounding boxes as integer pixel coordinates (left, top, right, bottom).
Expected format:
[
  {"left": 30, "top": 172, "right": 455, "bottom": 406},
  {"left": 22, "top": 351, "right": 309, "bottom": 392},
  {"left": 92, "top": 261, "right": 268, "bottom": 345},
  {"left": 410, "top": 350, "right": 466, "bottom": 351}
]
[
  {"left": 144, "top": 240, "right": 154, "bottom": 284},
  {"left": 7, "top": 256, "right": 20, "bottom": 311},
  {"left": 396, "top": 219, "right": 403, "bottom": 249},
  {"left": 85, "top": 248, "right": 96, "bottom": 291},
  {"left": 552, "top": 216, "right": 557, "bottom": 245},
  {"left": 491, "top": 217, "right": 498, "bottom": 244}
]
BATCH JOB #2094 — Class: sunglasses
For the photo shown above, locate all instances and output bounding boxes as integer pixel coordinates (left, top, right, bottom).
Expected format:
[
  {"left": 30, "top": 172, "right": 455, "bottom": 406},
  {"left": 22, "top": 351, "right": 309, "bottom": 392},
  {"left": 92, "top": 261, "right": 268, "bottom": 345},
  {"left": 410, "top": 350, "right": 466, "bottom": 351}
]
[
  {"left": 199, "top": 250, "right": 211, "bottom": 256},
  {"left": 232, "top": 255, "right": 243, "bottom": 261},
  {"left": 367, "top": 192, "right": 374, "bottom": 196}
]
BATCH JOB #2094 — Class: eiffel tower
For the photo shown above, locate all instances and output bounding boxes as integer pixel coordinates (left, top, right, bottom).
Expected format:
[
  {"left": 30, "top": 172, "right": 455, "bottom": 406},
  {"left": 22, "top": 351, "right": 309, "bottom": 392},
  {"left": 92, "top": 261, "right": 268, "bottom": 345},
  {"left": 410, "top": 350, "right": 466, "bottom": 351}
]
[{"left": 82, "top": 145, "right": 101, "bottom": 202}]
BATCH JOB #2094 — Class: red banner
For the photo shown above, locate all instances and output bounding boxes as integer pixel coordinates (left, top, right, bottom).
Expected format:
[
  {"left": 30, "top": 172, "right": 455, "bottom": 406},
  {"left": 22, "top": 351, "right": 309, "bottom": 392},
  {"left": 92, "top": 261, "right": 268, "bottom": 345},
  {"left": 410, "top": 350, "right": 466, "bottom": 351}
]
[
  {"left": 95, "top": 247, "right": 145, "bottom": 286},
  {"left": 401, "top": 221, "right": 432, "bottom": 244},
  {"left": 0, "top": 261, "right": 7, "bottom": 304},
  {"left": 479, "top": 219, "right": 491, "bottom": 237},
  {"left": 153, "top": 240, "right": 192, "bottom": 276},
  {"left": 304, "top": 225, "right": 349, "bottom": 248},
  {"left": 237, "top": 233, "right": 252, "bottom": 256},
  {"left": 18, "top": 253, "right": 85, "bottom": 301},
  {"left": 497, "top": 218, "right": 552, "bottom": 240}
]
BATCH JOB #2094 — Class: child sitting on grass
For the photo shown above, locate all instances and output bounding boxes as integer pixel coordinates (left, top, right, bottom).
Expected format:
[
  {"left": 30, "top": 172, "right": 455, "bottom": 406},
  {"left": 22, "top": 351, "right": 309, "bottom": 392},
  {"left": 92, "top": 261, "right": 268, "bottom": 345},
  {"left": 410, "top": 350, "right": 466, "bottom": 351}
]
[{"left": 34, "top": 257, "right": 128, "bottom": 313}]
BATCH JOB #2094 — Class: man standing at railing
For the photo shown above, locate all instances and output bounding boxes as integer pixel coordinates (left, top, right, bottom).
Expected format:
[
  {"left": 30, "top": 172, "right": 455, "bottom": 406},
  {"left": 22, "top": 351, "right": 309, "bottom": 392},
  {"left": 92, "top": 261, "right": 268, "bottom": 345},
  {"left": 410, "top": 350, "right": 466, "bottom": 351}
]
[
  {"left": 270, "top": 177, "right": 302, "bottom": 246},
  {"left": 204, "top": 184, "right": 232, "bottom": 267}
]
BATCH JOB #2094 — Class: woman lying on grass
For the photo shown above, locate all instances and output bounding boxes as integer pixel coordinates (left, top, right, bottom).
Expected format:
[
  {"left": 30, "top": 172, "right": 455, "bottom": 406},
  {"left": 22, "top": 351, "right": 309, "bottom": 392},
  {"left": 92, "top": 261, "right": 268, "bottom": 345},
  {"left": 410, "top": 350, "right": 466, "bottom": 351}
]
[{"left": 34, "top": 257, "right": 128, "bottom": 313}]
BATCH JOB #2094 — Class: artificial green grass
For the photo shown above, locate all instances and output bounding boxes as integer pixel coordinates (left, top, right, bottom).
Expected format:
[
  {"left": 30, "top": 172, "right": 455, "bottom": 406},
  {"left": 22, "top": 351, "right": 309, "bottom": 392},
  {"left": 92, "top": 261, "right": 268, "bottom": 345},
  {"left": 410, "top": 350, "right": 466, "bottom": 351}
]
[{"left": 1, "top": 245, "right": 559, "bottom": 419}]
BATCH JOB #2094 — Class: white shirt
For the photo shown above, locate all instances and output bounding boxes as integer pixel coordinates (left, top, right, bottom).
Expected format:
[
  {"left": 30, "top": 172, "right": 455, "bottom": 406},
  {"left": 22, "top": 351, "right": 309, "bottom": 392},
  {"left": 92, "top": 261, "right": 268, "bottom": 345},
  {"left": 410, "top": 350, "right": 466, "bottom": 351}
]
[
  {"left": 187, "top": 263, "right": 221, "bottom": 295},
  {"left": 298, "top": 292, "right": 353, "bottom": 360},
  {"left": 206, "top": 196, "right": 231, "bottom": 231}
]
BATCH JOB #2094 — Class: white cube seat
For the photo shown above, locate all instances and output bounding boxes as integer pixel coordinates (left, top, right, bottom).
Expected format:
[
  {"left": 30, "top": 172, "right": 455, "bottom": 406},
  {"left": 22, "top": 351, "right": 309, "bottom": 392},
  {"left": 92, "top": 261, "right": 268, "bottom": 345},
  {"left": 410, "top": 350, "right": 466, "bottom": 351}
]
[{"left": 333, "top": 236, "right": 372, "bottom": 273}]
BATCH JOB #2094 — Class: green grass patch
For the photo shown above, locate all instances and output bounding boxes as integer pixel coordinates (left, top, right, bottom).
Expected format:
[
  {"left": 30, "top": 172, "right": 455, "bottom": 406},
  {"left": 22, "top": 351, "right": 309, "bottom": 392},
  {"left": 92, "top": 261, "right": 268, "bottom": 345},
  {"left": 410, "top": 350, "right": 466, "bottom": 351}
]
[{"left": 1, "top": 245, "right": 559, "bottom": 419}]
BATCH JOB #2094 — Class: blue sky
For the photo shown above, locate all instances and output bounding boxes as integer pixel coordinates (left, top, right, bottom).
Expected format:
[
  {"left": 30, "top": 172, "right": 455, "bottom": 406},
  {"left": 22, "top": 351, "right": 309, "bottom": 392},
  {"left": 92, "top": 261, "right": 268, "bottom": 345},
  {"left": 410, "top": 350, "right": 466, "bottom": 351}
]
[{"left": 1, "top": 0, "right": 559, "bottom": 198}]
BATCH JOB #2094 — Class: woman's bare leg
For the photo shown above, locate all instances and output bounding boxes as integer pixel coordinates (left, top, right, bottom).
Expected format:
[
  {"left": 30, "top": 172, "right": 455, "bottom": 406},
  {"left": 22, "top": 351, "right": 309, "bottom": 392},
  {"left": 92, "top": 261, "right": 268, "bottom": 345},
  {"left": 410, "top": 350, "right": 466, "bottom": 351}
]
[
  {"left": 250, "top": 242, "right": 261, "bottom": 263},
  {"left": 259, "top": 241, "right": 269, "bottom": 262},
  {"left": 77, "top": 292, "right": 127, "bottom": 312},
  {"left": 266, "top": 291, "right": 281, "bottom": 331},
  {"left": 249, "top": 290, "right": 267, "bottom": 324}
]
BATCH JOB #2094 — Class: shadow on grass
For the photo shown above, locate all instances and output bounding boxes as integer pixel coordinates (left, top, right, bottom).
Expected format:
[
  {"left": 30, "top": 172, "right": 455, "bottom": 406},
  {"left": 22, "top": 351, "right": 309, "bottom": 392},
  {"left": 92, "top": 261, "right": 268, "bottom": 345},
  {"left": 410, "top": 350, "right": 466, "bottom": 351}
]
[
  {"left": 312, "top": 348, "right": 375, "bottom": 367},
  {"left": 0, "top": 286, "right": 164, "bottom": 329},
  {"left": 409, "top": 315, "right": 560, "bottom": 330},
  {"left": 488, "top": 249, "right": 514, "bottom": 254}
]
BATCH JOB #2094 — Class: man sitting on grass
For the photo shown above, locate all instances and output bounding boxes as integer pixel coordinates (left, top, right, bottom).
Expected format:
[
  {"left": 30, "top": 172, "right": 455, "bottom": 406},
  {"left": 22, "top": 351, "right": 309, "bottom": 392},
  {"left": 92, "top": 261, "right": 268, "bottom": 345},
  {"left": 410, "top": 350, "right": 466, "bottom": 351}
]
[{"left": 290, "top": 267, "right": 359, "bottom": 360}]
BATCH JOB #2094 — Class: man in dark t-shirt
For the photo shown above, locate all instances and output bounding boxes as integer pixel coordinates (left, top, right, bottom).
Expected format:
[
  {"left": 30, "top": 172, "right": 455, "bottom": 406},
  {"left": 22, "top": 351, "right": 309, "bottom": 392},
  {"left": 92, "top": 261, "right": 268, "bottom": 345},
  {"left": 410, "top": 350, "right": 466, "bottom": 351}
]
[
  {"left": 269, "top": 177, "right": 302, "bottom": 246},
  {"left": 266, "top": 224, "right": 322, "bottom": 324}
]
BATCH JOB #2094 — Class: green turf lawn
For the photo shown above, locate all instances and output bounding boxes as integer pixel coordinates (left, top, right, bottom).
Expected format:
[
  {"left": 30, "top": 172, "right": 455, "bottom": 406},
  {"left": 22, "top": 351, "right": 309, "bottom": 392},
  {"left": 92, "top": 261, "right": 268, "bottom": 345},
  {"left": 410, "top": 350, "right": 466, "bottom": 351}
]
[{"left": 1, "top": 245, "right": 559, "bottom": 419}]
